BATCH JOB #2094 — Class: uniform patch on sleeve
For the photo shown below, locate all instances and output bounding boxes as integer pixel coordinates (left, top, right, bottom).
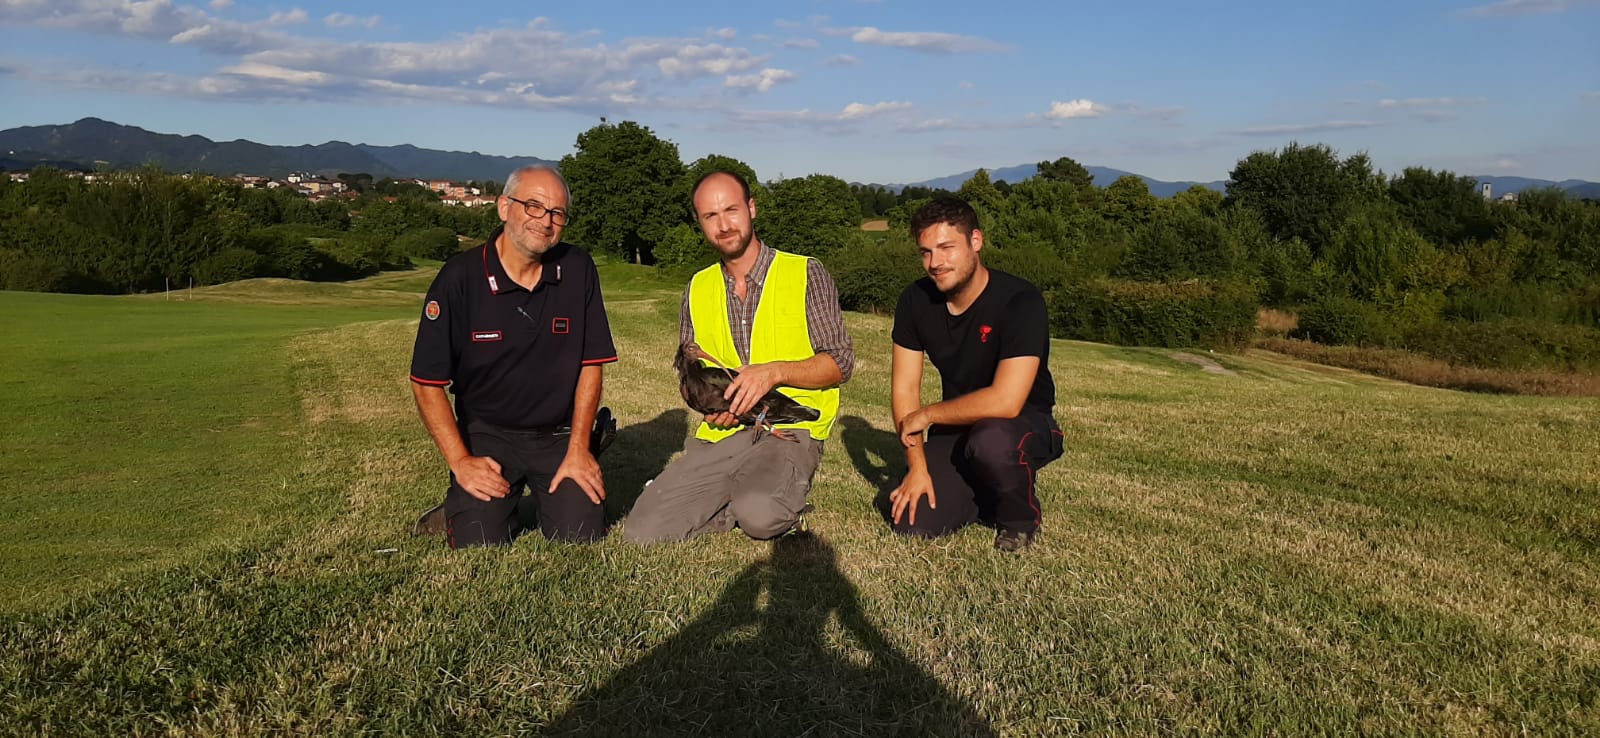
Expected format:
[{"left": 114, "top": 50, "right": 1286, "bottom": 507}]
[{"left": 425, "top": 300, "right": 441, "bottom": 321}]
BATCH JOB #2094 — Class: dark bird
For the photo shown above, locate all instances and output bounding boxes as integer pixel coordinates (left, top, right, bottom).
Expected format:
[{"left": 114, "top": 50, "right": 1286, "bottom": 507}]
[{"left": 675, "top": 344, "right": 820, "bottom": 442}]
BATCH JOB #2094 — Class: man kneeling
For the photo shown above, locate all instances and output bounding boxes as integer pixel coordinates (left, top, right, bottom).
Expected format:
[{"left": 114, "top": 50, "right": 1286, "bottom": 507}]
[{"left": 880, "top": 197, "right": 1063, "bottom": 551}]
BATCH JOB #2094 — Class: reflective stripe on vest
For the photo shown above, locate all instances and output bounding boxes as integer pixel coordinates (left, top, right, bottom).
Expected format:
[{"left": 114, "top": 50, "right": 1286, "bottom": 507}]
[{"left": 687, "top": 250, "right": 840, "bottom": 442}]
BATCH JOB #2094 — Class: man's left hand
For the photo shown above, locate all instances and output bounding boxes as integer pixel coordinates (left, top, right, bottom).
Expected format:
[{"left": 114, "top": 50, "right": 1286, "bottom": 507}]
[
  {"left": 550, "top": 448, "right": 605, "bottom": 504},
  {"left": 724, "top": 362, "right": 785, "bottom": 417},
  {"left": 898, "top": 407, "right": 932, "bottom": 448}
]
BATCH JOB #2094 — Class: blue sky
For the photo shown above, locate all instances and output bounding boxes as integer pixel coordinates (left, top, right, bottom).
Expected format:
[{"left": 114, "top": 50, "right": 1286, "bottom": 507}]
[{"left": 2, "top": 0, "right": 1596, "bottom": 184}]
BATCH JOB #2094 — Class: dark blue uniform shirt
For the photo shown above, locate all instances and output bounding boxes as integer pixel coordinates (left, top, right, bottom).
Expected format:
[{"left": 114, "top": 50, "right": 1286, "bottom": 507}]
[{"left": 410, "top": 229, "right": 617, "bottom": 429}]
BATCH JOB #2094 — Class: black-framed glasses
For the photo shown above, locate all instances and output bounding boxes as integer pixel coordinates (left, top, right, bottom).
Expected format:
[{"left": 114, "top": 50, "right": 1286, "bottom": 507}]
[{"left": 505, "top": 195, "right": 570, "bottom": 226}]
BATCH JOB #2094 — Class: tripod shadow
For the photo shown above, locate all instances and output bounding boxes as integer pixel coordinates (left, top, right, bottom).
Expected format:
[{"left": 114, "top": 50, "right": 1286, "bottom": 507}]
[
  {"left": 838, "top": 414, "right": 904, "bottom": 494},
  {"left": 541, "top": 533, "right": 996, "bottom": 737},
  {"left": 604, "top": 408, "right": 689, "bottom": 524}
]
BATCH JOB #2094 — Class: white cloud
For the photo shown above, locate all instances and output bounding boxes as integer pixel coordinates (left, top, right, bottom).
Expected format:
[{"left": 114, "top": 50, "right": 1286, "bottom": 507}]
[
  {"left": 209, "top": 0, "right": 232, "bottom": 8},
  {"left": 840, "top": 101, "right": 911, "bottom": 119},
  {"left": 724, "top": 68, "right": 796, "bottom": 93},
  {"left": 835, "top": 25, "right": 1012, "bottom": 53},
  {"left": 265, "top": 9, "right": 307, "bottom": 25},
  {"left": 325, "top": 13, "right": 381, "bottom": 29},
  {"left": 707, "top": 27, "right": 736, "bottom": 40},
  {"left": 1494, "top": 157, "right": 1521, "bottom": 170},
  {"left": 221, "top": 61, "right": 330, "bottom": 85},
  {"left": 1582, "top": 90, "right": 1600, "bottom": 100},
  {"left": 1463, "top": 0, "right": 1599, "bottom": 16},
  {"left": 1377, "top": 96, "right": 1488, "bottom": 108},
  {"left": 1225, "top": 120, "right": 1380, "bottom": 136},
  {"left": 823, "top": 54, "right": 859, "bottom": 67},
  {"left": 781, "top": 38, "right": 820, "bottom": 49},
  {"left": 959, "top": 81, "right": 974, "bottom": 90},
  {"left": 1044, "top": 99, "right": 1108, "bottom": 119}
]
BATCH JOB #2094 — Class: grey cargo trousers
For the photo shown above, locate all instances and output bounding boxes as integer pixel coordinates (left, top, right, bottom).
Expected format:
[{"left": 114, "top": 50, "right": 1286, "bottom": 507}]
[{"left": 622, "top": 428, "right": 823, "bottom": 543}]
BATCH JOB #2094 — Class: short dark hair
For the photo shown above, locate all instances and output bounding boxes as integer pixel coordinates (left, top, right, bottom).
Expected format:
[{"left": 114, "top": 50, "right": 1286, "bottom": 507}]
[
  {"left": 692, "top": 170, "right": 752, "bottom": 202},
  {"left": 909, "top": 196, "right": 979, "bottom": 239}
]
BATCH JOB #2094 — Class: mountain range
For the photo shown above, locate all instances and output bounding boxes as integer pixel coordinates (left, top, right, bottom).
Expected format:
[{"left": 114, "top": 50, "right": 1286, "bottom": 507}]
[
  {"left": 3, "top": 118, "right": 1596, "bottom": 199},
  {"left": 0, "top": 118, "right": 555, "bottom": 182}
]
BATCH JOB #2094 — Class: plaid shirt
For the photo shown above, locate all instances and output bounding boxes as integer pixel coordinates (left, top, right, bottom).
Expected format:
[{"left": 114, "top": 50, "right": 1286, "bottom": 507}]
[{"left": 679, "top": 241, "right": 854, "bottom": 382}]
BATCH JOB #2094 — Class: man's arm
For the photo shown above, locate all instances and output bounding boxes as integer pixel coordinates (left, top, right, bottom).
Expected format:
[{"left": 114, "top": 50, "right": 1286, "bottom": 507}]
[
  {"left": 548, "top": 364, "right": 605, "bottom": 503},
  {"left": 888, "top": 343, "right": 934, "bottom": 524},
  {"left": 896, "top": 356, "right": 1040, "bottom": 446},
  {"left": 412, "top": 383, "right": 510, "bottom": 501}
]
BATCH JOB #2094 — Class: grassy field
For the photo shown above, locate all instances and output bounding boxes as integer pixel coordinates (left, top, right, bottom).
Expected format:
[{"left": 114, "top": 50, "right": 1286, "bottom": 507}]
[{"left": 2, "top": 266, "right": 1598, "bottom": 736}]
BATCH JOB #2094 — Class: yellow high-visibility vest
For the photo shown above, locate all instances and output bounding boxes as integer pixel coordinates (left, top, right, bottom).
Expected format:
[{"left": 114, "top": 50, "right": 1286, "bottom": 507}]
[{"left": 687, "top": 250, "right": 840, "bottom": 442}]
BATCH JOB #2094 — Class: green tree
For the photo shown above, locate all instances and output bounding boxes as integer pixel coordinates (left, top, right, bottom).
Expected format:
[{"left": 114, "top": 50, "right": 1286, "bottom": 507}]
[
  {"left": 1225, "top": 142, "right": 1384, "bottom": 256},
  {"left": 1035, "top": 156, "right": 1095, "bottom": 189},
  {"left": 764, "top": 174, "right": 858, "bottom": 256},
  {"left": 560, "top": 120, "right": 685, "bottom": 263},
  {"left": 1387, "top": 167, "right": 1493, "bottom": 246}
]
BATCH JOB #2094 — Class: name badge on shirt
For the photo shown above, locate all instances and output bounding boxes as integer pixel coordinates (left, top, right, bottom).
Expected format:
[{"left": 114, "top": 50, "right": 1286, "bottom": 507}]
[
  {"left": 472, "top": 330, "right": 503, "bottom": 342},
  {"left": 552, "top": 317, "right": 570, "bottom": 334}
]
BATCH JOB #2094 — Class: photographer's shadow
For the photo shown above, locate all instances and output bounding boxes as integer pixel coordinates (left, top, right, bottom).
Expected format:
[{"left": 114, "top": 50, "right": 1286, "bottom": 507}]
[
  {"left": 839, "top": 414, "right": 905, "bottom": 494},
  {"left": 604, "top": 408, "right": 690, "bottom": 524},
  {"left": 542, "top": 533, "right": 996, "bottom": 737}
]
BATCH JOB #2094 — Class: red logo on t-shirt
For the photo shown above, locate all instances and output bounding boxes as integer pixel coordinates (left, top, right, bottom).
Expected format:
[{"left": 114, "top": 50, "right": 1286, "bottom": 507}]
[{"left": 979, "top": 324, "right": 993, "bottom": 343}]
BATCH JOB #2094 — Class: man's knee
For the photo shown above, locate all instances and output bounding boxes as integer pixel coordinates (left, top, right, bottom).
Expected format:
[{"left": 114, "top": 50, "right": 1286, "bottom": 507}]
[
  {"left": 964, "top": 418, "right": 1027, "bottom": 472},
  {"left": 730, "top": 495, "right": 797, "bottom": 540},
  {"left": 874, "top": 488, "right": 963, "bottom": 539}
]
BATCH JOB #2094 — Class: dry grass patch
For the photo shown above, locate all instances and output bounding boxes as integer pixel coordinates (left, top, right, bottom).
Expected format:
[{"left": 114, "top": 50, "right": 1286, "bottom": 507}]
[{"left": 1258, "top": 337, "right": 1600, "bottom": 396}]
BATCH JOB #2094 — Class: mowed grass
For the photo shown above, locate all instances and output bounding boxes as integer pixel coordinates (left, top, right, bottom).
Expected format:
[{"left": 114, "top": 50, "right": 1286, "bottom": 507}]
[{"left": 2, "top": 266, "right": 1599, "bottom": 736}]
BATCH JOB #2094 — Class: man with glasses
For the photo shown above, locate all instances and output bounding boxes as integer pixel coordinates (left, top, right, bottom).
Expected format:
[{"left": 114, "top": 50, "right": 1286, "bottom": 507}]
[
  {"left": 409, "top": 166, "right": 618, "bottom": 547},
  {"left": 623, "top": 170, "right": 853, "bottom": 544}
]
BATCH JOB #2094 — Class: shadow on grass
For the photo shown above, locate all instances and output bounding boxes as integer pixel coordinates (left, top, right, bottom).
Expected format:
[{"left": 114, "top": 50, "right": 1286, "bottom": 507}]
[
  {"left": 839, "top": 414, "right": 904, "bottom": 493},
  {"left": 604, "top": 408, "right": 689, "bottom": 524},
  {"left": 542, "top": 533, "right": 996, "bottom": 737}
]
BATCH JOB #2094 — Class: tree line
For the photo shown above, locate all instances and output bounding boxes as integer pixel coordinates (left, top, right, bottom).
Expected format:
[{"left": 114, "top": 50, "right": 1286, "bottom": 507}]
[{"left": 3, "top": 122, "right": 1596, "bottom": 373}]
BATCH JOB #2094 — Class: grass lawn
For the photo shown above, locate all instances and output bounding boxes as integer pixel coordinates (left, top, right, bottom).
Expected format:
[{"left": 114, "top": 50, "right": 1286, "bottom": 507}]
[{"left": 2, "top": 265, "right": 1597, "bottom": 736}]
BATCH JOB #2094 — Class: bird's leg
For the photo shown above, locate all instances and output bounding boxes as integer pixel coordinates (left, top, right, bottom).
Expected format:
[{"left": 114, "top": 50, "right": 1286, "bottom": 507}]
[{"left": 751, "top": 405, "right": 768, "bottom": 444}]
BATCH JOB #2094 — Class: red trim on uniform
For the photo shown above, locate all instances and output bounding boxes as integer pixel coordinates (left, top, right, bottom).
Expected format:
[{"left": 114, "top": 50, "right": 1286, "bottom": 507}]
[
  {"left": 481, "top": 245, "right": 498, "bottom": 294},
  {"left": 581, "top": 355, "right": 619, "bottom": 365},
  {"left": 410, "top": 374, "right": 451, "bottom": 386},
  {"left": 1016, "top": 431, "right": 1043, "bottom": 525}
]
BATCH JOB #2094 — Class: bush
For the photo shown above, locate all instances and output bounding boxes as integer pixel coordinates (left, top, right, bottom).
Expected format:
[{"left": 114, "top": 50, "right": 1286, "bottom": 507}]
[
  {"left": 192, "top": 248, "right": 266, "bottom": 285},
  {"left": 822, "top": 233, "right": 923, "bottom": 313},
  {"left": 1295, "top": 295, "right": 1398, "bottom": 346},
  {"left": 1401, "top": 319, "right": 1600, "bottom": 372},
  {"left": 393, "top": 227, "right": 461, "bottom": 261},
  {"left": 652, "top": 223, "right": 717, "bottom": 271},
  {"left": 1049, "top": 278, "right": 1258, "bottom": 349}
]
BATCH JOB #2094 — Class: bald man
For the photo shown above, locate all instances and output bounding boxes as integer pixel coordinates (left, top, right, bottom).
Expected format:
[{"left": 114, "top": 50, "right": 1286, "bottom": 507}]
[
  {"left": 409, "top": 166, "right": 618, "bottom": 547},
  {"left": 623, "top": 170, "right": 853, "bottom": 543}
]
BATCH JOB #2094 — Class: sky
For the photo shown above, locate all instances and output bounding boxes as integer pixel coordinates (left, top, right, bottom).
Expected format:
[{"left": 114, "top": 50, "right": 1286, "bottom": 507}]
[{"left": 2, "top": 0, "right": 1597, "bottom": 185}]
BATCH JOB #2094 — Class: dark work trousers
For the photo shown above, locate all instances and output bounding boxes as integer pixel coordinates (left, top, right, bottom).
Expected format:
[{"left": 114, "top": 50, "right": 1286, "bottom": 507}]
[
  {"left": 877, "top": 409, "right": 1064, "bottom": 537},
  {"left": 444, "top": 419, "right": 605, "bottom": 547}
]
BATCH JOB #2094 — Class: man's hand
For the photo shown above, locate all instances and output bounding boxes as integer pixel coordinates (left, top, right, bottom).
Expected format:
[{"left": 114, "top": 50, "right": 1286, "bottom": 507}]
[
  {"left": 705, "top": 411, "right": 740, "bottom": 429},
  {"left": 889, "top": 467, "right": 937, "bottom": 526},
  {"left": 450, "top": 455, "right": 509, "bottom": 501},
  {"left": 550, "top": 448, "right": 605, "bottom": 505},
  {"left": 898, "top": 407, "right": 932, "bottom": 448},
  {"left": 724, "top": 362, "right": 785, "bottom": 418}
]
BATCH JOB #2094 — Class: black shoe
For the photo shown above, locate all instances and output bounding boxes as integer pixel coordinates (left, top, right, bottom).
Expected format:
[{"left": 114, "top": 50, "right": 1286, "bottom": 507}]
[
  {"left": 591, "top": 407, "right": 617, "bottom": 457},
  {"left": 411, "top": 503, "right": 447, "bottom": 537},
  {"left": 993, "top": 528, "right": 1036, "bottom": 552}
]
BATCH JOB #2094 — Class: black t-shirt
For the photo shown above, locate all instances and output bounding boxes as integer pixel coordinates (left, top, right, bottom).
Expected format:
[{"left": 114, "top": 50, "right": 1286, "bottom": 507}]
[
  {"left": 410, "top": 231, "right": 617, "bottom": 429},
  {"left": 891, "top": 269, "right": 1055, "bottom": 413}
]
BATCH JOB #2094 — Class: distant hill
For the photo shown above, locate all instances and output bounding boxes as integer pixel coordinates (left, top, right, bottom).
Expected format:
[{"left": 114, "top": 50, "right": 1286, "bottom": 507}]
[
  {"left": 889, "top": 164, "right": 1598, "bottom": 200},
  {"left": 0, "top": 118, "right": 556, "bottom": 181},
  {"left": 887, "top": 164, "right": 1227, "bottom": 198}
]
